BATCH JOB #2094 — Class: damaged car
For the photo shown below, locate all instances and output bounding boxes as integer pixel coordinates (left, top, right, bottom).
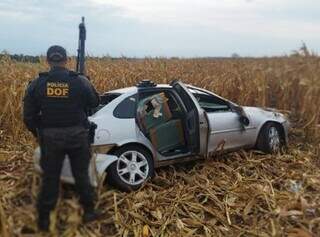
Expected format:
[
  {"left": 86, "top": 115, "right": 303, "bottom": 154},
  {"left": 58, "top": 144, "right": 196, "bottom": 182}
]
[{"left": 34, "top": 80, "right": 289, "bottom": 191}]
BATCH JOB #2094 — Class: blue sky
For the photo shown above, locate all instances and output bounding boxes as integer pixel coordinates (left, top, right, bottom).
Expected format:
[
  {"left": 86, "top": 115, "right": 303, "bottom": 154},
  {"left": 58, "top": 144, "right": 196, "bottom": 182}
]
[{"left": 0, "top": 0, "right": 319, "bottom": 57}]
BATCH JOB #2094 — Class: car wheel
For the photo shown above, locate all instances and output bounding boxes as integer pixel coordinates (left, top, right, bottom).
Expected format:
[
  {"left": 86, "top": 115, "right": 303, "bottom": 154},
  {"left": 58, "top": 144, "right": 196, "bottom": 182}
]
[
  {"left": 107, "top": 145, "right": 154, "bottom": 192},
  {"left": 257, "top": 123, "right": 282, "bottom": 154}
]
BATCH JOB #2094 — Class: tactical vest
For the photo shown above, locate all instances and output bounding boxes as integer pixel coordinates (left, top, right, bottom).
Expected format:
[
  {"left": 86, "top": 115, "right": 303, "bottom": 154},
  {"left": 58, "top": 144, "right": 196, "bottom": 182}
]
[{"left": 35, "top": 69, "right": 88, "bottom": 128}]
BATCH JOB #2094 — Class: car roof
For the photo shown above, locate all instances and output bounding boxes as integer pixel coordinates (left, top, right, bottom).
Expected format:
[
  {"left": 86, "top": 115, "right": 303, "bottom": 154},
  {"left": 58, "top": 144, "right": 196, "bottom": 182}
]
[
  {"left": 103, "top": 82, "right": 237, "bottom": 106},
  {"left": 105, "top": 84, "right": 172, "bottom": 94}
]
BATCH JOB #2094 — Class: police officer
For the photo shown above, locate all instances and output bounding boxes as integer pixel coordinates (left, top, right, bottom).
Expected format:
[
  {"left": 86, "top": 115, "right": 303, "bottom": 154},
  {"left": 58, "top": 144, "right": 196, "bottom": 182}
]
[{"left": 23, "top": 45, "right": 100, "bottom": 231}]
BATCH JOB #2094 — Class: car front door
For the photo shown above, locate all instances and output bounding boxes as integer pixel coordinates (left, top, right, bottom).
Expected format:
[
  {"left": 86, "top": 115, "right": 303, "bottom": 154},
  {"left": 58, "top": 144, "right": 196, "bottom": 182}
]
[
  {"left": 170, "top": 80, "right": 209, "bottom": 155},
  {"left": 207, "top": 111, "right": 247, "bottom": 153},
  {"left": 188, "top": 87, "right": 253, "bottom": 154}
]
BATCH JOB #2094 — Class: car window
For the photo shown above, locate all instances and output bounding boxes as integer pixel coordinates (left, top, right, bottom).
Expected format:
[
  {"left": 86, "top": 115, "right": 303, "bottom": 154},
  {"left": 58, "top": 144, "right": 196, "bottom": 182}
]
[
  {"left": 113, "top": 95, "right": 137, "bottom": 118},
  {"left": 92, "top": 92, "right": 121, "bottom": 113},
  {"left": 193, "top": 93, "right": 231, "bottom": 113}
]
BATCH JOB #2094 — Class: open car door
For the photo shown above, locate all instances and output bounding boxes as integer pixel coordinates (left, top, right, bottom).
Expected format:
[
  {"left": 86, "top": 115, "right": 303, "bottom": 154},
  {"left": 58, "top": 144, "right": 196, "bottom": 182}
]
[
  {"left": 136, "top": 86, "right": 188, "bottom": 157},
  {"left": 170, "top": 80, "right": 208, "bottom": 155}
]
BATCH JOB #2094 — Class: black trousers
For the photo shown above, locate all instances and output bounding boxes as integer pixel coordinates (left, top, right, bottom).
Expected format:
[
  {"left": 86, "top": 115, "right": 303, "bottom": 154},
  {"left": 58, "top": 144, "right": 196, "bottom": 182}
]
[{"left": 37, "top": 126, "right": 95, "bottom": 215}]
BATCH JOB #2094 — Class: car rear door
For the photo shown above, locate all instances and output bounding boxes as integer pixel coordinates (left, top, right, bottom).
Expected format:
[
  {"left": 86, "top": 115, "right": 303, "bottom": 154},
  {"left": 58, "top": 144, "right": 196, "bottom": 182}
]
[{"left": 170, "top": 80, "right": 209, "bottom": 155}]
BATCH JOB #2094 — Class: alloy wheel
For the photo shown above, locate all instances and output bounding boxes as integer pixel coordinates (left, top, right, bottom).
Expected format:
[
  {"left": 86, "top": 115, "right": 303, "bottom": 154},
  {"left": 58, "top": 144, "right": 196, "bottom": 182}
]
[
  {"left": 268, "top": 127, "right": 280, "bottom": 152},
  {"left": 116, "top": 150, "right": 149, "bottom": 185}
]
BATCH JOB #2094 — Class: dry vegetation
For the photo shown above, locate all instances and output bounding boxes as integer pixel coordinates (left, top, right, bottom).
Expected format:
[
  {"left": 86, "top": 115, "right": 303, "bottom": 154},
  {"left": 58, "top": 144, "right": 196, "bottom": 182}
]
[{"left": 0, "top": 53, "right": 319, "bottom": 236}]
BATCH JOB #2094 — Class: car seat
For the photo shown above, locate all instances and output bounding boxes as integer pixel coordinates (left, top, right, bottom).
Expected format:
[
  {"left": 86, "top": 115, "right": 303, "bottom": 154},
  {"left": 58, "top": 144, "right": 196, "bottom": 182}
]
[
  {"left": 137, "top": 92, "right": 186, "bottom": 154},
  {"left": 149, "top": 119, "right": 185, "bottom": 153}
]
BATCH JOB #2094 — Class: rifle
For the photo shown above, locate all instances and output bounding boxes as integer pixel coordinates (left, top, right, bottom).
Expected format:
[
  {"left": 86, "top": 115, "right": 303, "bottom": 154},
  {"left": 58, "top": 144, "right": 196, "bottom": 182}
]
[
  {"left": 76, "top": 17, "right": 86, "bottom": 74},
  {"left": 75, "top": 17, "right": 97, "bottom": 143}
]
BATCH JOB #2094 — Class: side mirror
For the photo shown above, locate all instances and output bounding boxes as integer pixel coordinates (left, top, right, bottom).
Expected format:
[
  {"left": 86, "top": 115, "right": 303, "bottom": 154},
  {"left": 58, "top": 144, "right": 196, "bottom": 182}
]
[{"left": 239, "top": 115, "right": 250, "bottom": 126}]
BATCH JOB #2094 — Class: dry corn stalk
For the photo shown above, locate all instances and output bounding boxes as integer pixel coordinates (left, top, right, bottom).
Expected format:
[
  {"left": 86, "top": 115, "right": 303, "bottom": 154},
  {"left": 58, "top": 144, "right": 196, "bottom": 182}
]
[{"left": 0, "top": 55, "right": 319, "bottom": 236}]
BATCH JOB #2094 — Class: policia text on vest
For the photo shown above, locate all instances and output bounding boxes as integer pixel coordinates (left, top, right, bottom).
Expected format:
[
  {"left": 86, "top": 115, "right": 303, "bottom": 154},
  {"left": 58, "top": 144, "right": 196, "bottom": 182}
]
[{"left": 46, "top": 82, "right": 69, "bottom": 98}]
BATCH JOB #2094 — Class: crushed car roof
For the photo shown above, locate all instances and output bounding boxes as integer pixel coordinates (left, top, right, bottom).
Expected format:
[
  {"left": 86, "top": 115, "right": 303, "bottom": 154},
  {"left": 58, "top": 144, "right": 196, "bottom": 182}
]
[{"left": 106, "top": 84, "right": 172, "bottom": 94}]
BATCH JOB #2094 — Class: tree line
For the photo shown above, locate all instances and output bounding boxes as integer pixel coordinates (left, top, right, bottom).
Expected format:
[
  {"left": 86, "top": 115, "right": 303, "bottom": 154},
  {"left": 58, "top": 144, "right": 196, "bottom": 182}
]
[{"left": 0, "top": 53, "right": 40, "bottom": 63}]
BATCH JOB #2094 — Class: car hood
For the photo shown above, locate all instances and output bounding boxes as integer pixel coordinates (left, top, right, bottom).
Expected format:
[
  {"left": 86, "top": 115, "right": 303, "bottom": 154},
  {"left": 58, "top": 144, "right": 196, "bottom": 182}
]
[{"left": 242, "top": 106, "right": 287, "bottom": 123}]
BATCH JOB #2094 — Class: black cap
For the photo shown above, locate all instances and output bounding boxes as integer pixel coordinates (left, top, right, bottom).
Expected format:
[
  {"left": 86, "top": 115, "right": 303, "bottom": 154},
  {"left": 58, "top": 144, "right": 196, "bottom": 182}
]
[{"left": 47, "top": 45, "right": 67, "bottom": 62}]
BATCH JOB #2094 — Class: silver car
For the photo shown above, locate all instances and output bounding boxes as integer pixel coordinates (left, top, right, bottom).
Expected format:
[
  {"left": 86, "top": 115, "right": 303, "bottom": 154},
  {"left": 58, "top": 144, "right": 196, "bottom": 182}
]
[{"left": 34, "top": 80, "right": 289, "bottom": 191}]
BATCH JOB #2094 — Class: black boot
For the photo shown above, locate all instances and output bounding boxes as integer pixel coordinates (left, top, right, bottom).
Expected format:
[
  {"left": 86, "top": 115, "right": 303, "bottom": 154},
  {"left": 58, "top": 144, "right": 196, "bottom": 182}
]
[
  {"left": 83, "top": 209, "right": 102, "bottom": 223},
  {"left": 37, "top": 212, "right": 50, "bottom": 232}
]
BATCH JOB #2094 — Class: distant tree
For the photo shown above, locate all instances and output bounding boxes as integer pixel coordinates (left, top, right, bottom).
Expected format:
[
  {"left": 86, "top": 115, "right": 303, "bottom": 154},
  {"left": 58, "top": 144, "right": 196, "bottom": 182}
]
[
  {"left": 231, "top": 53, "right": 240, "bottom": 58},
  {"left": 291, "top": 42, "right": 314, "bottom": 57},
  {"left": 299, "top": 42, "right": 310, "bottom": 56}
]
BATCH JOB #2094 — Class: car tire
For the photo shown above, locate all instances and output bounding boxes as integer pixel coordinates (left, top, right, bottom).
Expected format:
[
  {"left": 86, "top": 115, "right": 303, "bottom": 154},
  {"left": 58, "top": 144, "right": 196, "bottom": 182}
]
[
  {"left": 106, "top": 145, "right": 154, "bottom": 192},
  {"left": 256, "top": 123, "right": 283, "bottom": 154}
]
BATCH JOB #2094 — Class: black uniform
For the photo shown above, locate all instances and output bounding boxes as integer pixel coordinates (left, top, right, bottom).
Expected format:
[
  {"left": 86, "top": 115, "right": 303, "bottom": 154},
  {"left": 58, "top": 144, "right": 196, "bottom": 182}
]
[{"left": 23, "top": 66, "right": 99, "bottom": 220}]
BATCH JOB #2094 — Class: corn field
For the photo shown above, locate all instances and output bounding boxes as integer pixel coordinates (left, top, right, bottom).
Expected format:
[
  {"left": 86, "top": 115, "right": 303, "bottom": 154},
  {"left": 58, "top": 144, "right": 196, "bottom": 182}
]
[{"left": 0, "top": 54, "right": 319, "bottom": 236}]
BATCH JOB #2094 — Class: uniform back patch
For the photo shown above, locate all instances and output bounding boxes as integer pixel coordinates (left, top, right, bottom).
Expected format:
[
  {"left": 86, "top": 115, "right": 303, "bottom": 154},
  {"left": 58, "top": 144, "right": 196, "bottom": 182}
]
[{"left": 46, "top": 82, "right": 69, "bottom": 98}]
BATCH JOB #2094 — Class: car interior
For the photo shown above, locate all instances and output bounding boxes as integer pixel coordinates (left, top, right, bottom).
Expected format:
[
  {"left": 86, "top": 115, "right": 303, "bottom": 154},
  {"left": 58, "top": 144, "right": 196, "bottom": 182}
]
[
  {"left": 189, "top": 89, "right": 231, "bottom": 113},
  {"left": 137, "top": 90, "right": 190, "bottom": 156}
]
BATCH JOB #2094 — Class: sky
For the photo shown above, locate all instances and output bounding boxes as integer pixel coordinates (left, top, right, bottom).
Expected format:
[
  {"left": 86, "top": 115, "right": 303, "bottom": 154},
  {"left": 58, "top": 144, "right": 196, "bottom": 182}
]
[{"left": 0, "top": 0, "right": 319, "bottom": 57}]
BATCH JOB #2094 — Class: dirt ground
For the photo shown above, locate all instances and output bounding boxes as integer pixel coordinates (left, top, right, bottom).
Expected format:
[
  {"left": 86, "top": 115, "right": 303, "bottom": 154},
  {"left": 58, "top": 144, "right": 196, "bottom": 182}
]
[{"left": 0, "top": 124, "right": 319, "bottom": 237}]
